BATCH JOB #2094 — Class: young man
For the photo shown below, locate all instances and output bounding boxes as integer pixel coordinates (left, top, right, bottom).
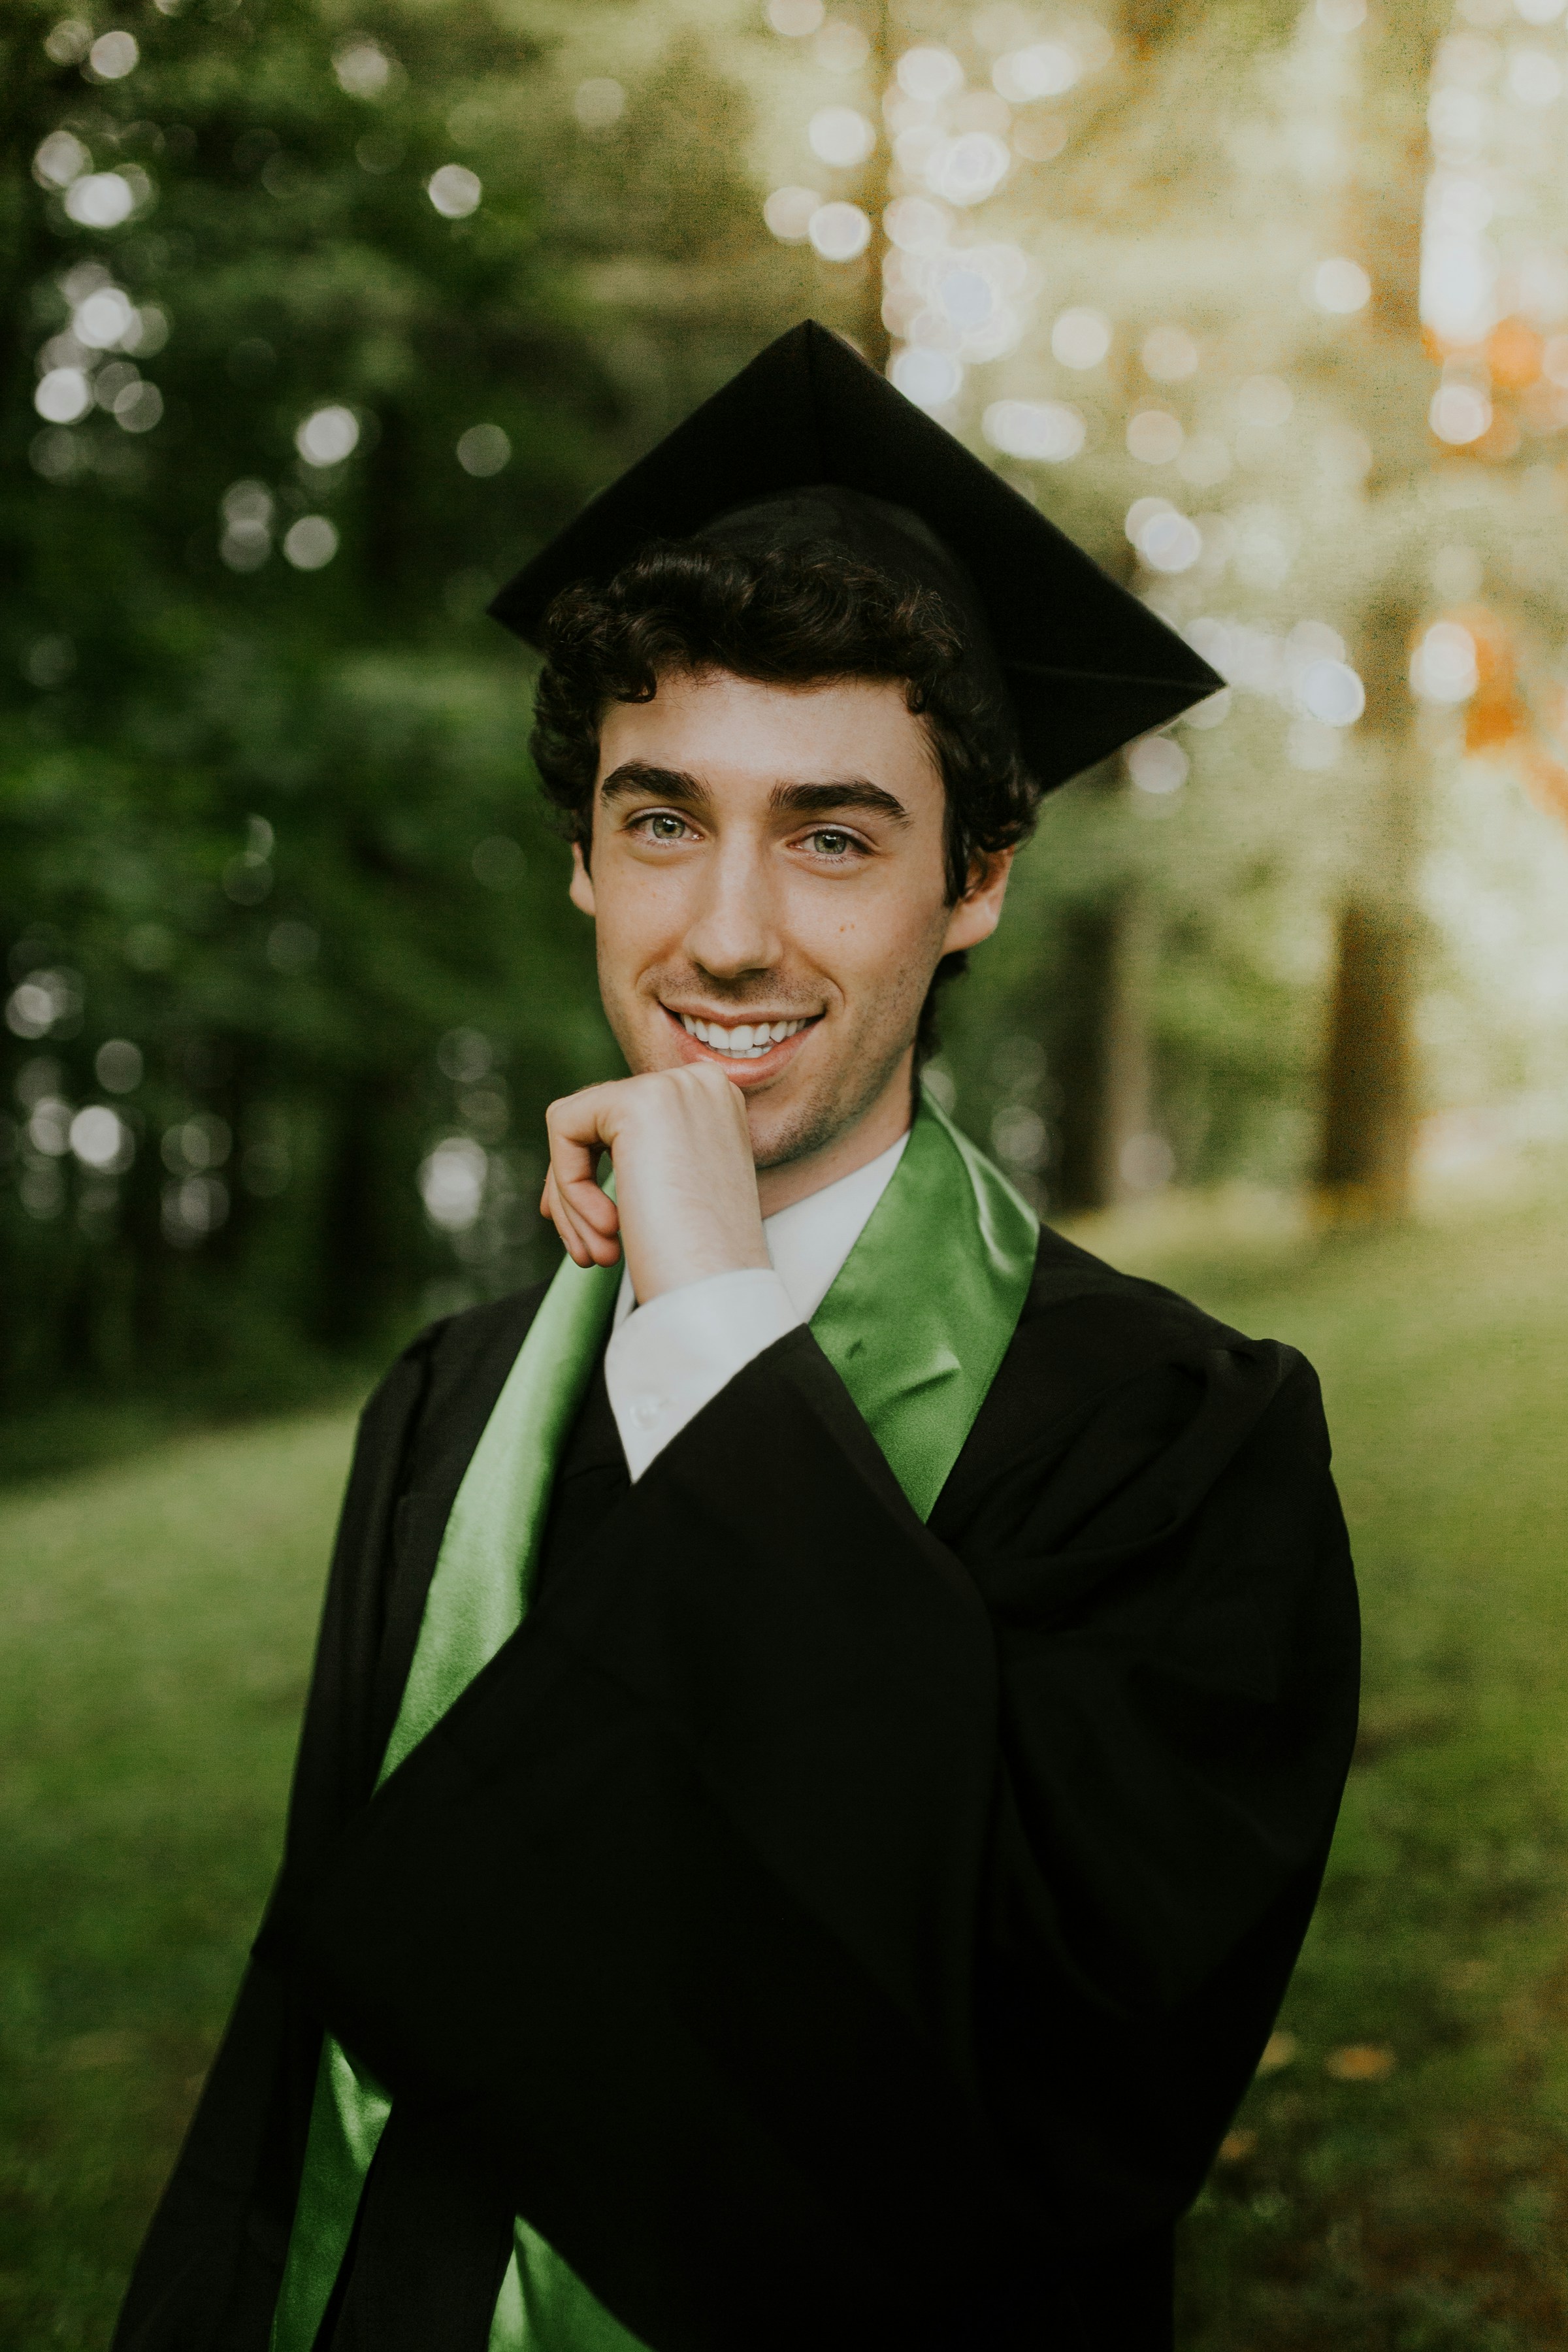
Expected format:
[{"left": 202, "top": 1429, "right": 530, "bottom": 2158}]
[{"left": 116, "top": 324, "right": 1358, "bottom": 2352}]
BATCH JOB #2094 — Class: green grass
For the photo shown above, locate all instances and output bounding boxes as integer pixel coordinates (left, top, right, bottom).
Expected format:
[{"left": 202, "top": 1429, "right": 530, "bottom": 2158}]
[
  {"left": 0, "top": 1413, "right": 355, "bottom": 2348},
  {"left": 2, "top": 1183, "right": 1567, "bottom": 2345}
]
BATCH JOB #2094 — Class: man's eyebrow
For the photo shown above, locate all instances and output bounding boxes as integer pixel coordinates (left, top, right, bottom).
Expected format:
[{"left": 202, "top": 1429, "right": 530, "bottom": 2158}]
[
  {"left": 598, "top": 760, "right": 711, "bottom": 809},
  {"left": 768, "top": 779, "right": 911, "bottom": 825}
]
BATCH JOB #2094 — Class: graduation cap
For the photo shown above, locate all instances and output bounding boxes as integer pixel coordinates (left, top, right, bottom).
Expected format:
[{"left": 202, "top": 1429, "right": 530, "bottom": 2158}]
[{"left": 488, "top": 320, "right": 1222, "bottom": 794}]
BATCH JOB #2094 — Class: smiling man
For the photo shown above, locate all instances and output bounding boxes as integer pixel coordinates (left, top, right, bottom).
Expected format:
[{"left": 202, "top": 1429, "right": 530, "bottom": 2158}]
[{"left": 117, "top": 325, "right": 1358, "bottom": 2352}]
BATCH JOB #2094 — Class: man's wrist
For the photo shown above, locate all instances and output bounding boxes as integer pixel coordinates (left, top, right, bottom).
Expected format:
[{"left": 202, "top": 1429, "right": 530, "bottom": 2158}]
[{"left": 606, "top": 1268, "right": 801, "bottom": 1480}]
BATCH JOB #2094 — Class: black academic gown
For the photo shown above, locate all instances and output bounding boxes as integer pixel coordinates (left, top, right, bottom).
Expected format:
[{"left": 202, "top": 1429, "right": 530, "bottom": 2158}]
[{"left": 113, "top": 1224, "right": 1358, "bottom": 2352}]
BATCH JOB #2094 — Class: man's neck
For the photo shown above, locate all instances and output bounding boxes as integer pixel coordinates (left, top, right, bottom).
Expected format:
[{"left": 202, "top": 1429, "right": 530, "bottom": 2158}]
[{"left": 753, "top": 1054, "right": 916, "bottom": 1220}]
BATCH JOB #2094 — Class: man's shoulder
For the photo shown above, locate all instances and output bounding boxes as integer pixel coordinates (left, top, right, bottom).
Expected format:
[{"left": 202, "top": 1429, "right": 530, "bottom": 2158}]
[
  {"left": 938, "top": 1222, "right": 1322, "bottom": 1544},
  {"left": 401, "top": 1277, "right": 555, "bottom": 1381},
  {"left": 957, "top": 1220, "right": 1307, "bottom": 1482},
  {"left": 1022, "top": 1218, "right": 1257, "bottom": 1364},
  {"left": 357, "top": 1275, "right": 555, "bottom": 1467}
]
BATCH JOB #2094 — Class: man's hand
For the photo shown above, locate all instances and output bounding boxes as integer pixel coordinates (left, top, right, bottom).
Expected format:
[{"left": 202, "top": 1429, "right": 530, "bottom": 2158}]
[{"left": 540, "top": 1064, "right": 769, "bottom": 1303}]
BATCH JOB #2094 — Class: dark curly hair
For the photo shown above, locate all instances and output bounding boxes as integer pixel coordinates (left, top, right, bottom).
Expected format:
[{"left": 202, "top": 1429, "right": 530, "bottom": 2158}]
[{"left": 529, "top": 538, "right": 1043, "bottom": 1054}]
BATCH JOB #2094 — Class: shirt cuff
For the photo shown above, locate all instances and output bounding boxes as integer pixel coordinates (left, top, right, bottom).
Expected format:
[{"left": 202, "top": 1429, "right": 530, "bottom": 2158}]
[{"left": 604, "top": 1269, "right": 803, "bottom": 1484}]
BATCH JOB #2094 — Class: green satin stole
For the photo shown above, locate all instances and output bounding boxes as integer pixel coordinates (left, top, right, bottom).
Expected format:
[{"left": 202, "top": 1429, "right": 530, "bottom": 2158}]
[{"left": 270, "top": 1087, "right": 1037, "bottom": 2352}]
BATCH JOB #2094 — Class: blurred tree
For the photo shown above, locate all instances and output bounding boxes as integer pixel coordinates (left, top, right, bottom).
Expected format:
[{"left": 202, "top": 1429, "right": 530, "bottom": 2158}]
[
  {"left": 1, "top": 0, "right": 795, "bottom": 1417},
  {"left": 745, "top": 0, "right": 1568, "bottom": 1220},
  {"left": 1310, "top": 0, "right": 1446, "bottom": 1222}
]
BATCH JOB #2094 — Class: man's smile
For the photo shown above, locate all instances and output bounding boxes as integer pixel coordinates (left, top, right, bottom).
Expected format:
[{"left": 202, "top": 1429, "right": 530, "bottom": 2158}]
[{"left": 661, "top": 1002, "right": 823, "bottom": 1077}]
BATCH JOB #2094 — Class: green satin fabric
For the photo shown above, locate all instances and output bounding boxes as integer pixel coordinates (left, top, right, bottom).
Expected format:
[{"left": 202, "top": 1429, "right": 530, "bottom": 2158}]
[{"left": 271, "top": 1086, "right": 1037, "bottom": 2352}]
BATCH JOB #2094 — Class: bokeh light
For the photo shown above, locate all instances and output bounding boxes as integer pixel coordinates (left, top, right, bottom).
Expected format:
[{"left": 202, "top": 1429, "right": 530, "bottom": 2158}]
[
  {"left": 334, "top": 40, "right": 393, "bottom": 97},
  {"left": 808, "top": 106, "right": 876, "bottom": 167},
  {"left": 1141, "top": 324, "right": 1199, "bottom": 380},
  {"left": 992, "top": 41, "right": 1079, "bottom": 101},
  {"left": 883, "top": 195, "right": 951, "bottom": 252},
  {"left": 63, "top": 172, "right": 135, "bottom": 229},
  {"left": 1429, "top": 381, "right": 1492, "bottom": 442},
  {"left": 764, "top": 185, "right": 822, "bottom": 241},
  {"left": 35, "top": 368, "right": 91, "bottom": 424},
  {"left": 419, "top": 1136, "right": 487, "bottom": 1230},
  {"left": 1137, "top": 508, "right": 1203, "bottom": 572},
  {"left": 890, "top": 346, "right": 963, "bottom": 408},
  {"left": 897, "top": 44, "right": 965, "bottom": 102},
  {"left": 1313, "top": 255, "right": 1372, "bottom": 312},
  {"left": 1237, "top": 374, "right": 1294, "bottom": 427},
  {"left": 766, "top": 0, "right": 824, "bottom": 33},
  {"left": 282, "top": 517, "right": 339, "bottom": 571},
  {"left": 1050, "top": 305, "right": 1111, "bottom": 367},
  {"left": 33, "top": 131, "right": 90, "bottom": 189},
  {"left": 94, "top": 1039, "right": 143, "bottom": 1093},
  {"left": 69, "top": 1105, "right": 133, "bottom": 1172},
  {"left": 983, "top": 397, "right": 1085, "bottom": 459},
  {"left": 1127, "top": 408, "right": 1184, "bottom": 464},
  {"left": 456, "top": 423, "right": 511, "bottom": 476},
  {"left": 427, "top": 164, "right": 482, "bottom": 219},
  {"left": 87, "top": 29, "right": 139, "bottom": 80},
  {"left": 808, "top": 201, "right": 872, "bottom": 260},
  {"left": 927, "top": 132, "right": 1009, "bottom": 206},
  {"left": 1411, "top": 621, "right": 1480, "bottom": 702},
  {"left": 74, "top": 286, "right": 135, "bottom": 347},
  {"left": 1125, "top": 734, "right": 1189, "bottom": 794},
  {"left": 221, "top": 480, "right": 274, "bottom": 572},
  {"left": 295, "top": 406, "right": 359, "bottom": 466},
  {"left": 1505, "top": 47, "right": 1563, "bottom": 105},
  {"left": 43, "top": 18, "right": 93, "bottom": 64},
  {"left": 1298, "top": 657, "right": 1366, "bottom": 725},
  {"left": 267, "top": 921, "right": 319, "bottom": 975}
]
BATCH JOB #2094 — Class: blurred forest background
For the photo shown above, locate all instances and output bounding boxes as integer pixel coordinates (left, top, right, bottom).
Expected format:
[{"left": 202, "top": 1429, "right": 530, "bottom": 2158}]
[{"left": 4, "top": 0, "right": 1568, "bottom": 2344}]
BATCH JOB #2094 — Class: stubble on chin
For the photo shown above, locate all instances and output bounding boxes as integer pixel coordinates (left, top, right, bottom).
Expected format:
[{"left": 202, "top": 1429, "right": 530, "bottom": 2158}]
[{"left": 749, "top": 1029, "right": 917, "bottom": 1173}]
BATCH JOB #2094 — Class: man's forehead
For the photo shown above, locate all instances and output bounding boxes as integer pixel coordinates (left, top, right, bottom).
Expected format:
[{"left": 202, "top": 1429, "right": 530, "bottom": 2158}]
[{"left": 595, "top": 669, "right": 939, "bottom": 794}]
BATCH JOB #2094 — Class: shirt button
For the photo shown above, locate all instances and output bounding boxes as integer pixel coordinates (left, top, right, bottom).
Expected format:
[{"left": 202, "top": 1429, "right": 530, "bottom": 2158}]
[{"left": 632, "top": 1397, "right": 661, "bottom": 1428}]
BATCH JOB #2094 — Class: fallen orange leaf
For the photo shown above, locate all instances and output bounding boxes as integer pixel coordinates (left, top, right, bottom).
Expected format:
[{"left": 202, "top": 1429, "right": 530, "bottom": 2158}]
[{"left": 1325, "top": 2044, "right": 1396, "bottom": 2082}]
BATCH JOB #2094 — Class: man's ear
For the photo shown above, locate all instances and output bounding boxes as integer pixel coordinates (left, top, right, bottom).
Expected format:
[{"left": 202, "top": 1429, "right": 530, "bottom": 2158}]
[
  {"left": 568, "top": 839, "right": 596, "bottom": 918},
  {"left": 940, "top": 846, "right": 1015, "bottom": 956}
]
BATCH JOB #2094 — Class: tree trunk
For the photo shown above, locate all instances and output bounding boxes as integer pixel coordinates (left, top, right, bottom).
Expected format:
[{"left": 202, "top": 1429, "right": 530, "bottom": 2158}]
[
  {"left": 854, "top": 0, "right": 893, "bottom": 373},
  {"left": 1314, "top": 2, "right": 1447, "bottom": 1222},
  {"left": 1049, "top": 889, "right": 1156, "bottom": 1213},
  {"left": 1316, "top": 898, "right": 1414, "bottom": 1213}
]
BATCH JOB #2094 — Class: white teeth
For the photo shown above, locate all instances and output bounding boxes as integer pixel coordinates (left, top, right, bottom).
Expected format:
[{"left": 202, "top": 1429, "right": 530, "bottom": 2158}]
[{"left": 678, "top": 1013, "right": 809, "bottom": 1057}]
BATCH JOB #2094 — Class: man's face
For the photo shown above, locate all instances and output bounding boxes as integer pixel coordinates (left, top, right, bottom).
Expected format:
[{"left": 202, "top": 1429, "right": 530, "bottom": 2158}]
[{"left": 570, "top": 666, "right": 1010, "bottom": 1175}]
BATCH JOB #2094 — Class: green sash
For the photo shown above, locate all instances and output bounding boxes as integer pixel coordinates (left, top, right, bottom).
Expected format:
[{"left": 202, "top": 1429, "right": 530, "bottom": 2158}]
[{"left": 271, "top": 1088, "right": 1037, "bottom": 2352}]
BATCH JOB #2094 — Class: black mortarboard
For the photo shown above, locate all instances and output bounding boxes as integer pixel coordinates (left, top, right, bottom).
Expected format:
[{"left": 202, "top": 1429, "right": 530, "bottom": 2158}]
[{"left": 489, "top": 319, "right": 1221, "bottom": 792}]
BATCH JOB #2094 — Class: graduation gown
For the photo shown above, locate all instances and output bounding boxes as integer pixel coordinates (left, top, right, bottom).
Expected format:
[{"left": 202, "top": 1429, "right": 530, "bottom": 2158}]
[{"left": 113, "top": 1220, "right": 1358, "bottom": 2352}]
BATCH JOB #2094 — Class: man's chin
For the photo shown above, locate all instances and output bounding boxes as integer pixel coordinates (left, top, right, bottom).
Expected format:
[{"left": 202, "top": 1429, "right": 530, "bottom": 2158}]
[{"left": 747, "top": 1060, "right": 913, "bottom": 1176}]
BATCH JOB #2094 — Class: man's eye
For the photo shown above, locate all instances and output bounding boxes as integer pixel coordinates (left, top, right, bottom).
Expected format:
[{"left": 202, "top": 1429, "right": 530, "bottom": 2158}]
[
  {"left": 642, "top": 812, "right": 689, "bottom": 841},
  {"left": 807, "top": 828, "right": 858, "bottom": 858}
]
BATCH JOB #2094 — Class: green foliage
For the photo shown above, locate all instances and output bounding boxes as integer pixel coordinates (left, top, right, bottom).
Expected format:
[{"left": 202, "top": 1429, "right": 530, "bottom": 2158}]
[{"left": 1, "top": 0, "right": 788, "bottom": 1412}]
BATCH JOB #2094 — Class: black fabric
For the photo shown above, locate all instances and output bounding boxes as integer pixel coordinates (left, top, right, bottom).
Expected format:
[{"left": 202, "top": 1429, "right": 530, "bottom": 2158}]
[
  {"left": 317, "top": 2101, "right": 517, "bottom": 2352},
  {"left": 487, "top": 321, "right": 1224, "bottom": 793},
  {"left": 114, "top": 1228, "right": 1358, "bottom": 2352}
]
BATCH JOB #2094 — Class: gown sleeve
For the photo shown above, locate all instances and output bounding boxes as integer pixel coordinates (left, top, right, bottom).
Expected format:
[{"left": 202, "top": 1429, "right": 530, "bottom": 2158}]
[{"left": 259, "top": 1282, "right": 1358, "bottom": 2352}]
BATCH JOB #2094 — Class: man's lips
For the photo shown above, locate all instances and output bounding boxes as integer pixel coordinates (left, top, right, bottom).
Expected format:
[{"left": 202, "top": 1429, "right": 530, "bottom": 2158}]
[{"left": 661, "top": 1003, "right": 821, "bottom": 1078}]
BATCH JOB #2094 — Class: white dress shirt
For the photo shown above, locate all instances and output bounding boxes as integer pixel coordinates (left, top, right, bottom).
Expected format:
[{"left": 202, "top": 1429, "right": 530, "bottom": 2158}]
[{"left": 604, "top": 1130, "right": 910, "bottom": 1483}]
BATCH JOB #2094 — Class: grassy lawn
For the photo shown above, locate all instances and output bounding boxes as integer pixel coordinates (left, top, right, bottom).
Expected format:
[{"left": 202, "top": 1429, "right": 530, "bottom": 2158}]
[{"left": 1, "top": 1179, "right": 1566, "bottom": 2345}]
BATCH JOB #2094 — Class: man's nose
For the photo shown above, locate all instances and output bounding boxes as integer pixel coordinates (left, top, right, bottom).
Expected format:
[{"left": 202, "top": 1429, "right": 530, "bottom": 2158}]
[{"left": 681, "top": 837, "right": 782, "bottom": 979}]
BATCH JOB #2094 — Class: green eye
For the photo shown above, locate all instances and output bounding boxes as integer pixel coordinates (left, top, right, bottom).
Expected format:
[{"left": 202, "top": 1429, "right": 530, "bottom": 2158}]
[
  {"left": 810, "top": 828, "right": 853, "bottom": 857},
  {"left": 646, "top": 813, "right": 686, "bottom": 840}
]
